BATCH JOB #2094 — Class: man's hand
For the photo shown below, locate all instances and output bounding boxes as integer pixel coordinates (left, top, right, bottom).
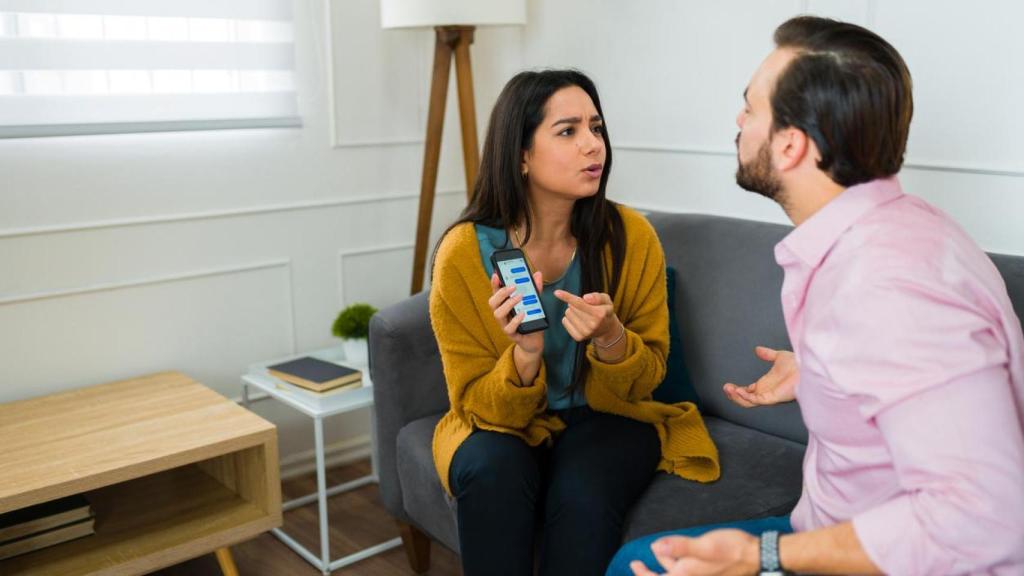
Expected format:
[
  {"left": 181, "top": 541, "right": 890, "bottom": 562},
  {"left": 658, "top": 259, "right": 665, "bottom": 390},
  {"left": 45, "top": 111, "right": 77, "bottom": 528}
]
[
  {"left": 629, "top": 529, "right": 759, "bottom": 576},
  {"left": 723, "top": 346, "right": 799, "bottom": 407}
]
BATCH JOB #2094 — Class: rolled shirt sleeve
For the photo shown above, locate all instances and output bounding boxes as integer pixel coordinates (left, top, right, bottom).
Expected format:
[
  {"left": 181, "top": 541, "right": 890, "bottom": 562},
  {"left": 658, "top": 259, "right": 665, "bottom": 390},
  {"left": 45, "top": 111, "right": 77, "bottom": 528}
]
[{"left": 852, "top": 364, "right": 1024, "bottom": 575}]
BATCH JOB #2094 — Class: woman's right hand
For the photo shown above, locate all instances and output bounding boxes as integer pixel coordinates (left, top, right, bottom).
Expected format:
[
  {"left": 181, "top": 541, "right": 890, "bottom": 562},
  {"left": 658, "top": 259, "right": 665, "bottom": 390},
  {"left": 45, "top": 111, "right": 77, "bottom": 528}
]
[
  {"left": 722, "top": 346, "right": 799, "bottom": 407},
  {"left": 489, "top": 271, "right": 545, "bottom": 356}
]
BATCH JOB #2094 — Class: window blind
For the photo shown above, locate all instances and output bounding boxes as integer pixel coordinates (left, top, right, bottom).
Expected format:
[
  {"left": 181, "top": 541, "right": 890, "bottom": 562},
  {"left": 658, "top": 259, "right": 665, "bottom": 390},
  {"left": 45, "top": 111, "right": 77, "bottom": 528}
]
[{"left": 0, "top": 0, "right": 300, "bottom": 138}]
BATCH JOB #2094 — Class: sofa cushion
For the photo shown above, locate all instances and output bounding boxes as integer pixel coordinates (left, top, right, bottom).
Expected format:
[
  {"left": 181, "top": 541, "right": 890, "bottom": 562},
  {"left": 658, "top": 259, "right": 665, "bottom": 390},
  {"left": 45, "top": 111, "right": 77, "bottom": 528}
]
[
  {"left": 622, "top": 416, "right": 804, "bottom": 541},
  {"left": 653, "top": 266, "right": 701, "bottom": 406},
  {"left": 397, "top": 413, "right": 460, "bottom": 553}
]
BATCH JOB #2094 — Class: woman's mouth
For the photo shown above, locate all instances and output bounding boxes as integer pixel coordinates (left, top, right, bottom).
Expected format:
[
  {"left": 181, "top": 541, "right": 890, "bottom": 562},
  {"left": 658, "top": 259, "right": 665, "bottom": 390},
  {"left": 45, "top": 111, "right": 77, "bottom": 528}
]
[{"left": 583, "top": 164, "right": 603, "bottom": 178}]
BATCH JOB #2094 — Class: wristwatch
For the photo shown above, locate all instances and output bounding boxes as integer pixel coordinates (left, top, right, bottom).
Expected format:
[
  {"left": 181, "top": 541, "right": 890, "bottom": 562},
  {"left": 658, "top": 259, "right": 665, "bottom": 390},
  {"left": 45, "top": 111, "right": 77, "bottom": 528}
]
[{"left": 759, "top": 530, "right": 786, "bottom": 576}]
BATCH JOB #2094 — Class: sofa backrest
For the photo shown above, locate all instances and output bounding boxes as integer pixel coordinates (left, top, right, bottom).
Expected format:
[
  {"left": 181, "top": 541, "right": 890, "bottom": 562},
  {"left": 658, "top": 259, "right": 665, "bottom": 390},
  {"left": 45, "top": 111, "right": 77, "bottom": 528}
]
[
  {"left": 647, "top": 212, "right": 806, "bottom": 443},
  {"left": 992, "top": 253, "right": 1024, "bottom": 323},
  {"left": 647, "top": 211, "right": 1024, "bottom": 446}
]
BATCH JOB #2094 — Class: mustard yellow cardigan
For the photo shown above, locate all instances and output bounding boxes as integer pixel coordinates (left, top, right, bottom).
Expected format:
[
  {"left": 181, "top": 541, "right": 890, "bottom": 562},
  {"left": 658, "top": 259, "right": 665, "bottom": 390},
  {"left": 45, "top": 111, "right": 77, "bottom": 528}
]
[{"left": 429, "top": 205, "right": 720, "bottom": 495}]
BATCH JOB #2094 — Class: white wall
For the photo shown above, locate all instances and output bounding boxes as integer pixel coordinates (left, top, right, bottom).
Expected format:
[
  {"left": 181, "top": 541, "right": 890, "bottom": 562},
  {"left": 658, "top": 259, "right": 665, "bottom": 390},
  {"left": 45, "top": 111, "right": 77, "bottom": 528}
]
[
  {"left": 1, "top": 0, "right": 1022, "bottom": 471},
  {"left": 517, "top": 0, "right": 1024, "bottom": 255}
]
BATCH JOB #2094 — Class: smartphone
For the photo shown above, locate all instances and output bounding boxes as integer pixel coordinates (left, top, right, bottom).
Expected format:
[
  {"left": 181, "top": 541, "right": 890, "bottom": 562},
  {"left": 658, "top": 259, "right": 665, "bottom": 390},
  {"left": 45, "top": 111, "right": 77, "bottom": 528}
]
[{"left": 490, "top": 248, "right": 549, "bottom": 334}]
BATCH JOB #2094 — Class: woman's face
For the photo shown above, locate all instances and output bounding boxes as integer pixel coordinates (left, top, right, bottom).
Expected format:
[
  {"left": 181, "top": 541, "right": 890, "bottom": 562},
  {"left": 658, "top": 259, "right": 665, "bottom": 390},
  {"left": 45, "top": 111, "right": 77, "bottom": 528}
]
[{"left": 522, "top": 85, "right": 606, "bottom": 202}]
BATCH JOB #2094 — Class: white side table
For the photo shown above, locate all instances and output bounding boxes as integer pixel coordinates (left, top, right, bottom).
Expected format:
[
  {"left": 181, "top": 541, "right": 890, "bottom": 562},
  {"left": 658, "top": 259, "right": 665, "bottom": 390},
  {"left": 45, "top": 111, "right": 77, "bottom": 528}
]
[{"left": 241, "top": 346, "right": 402, "bottom": 575}]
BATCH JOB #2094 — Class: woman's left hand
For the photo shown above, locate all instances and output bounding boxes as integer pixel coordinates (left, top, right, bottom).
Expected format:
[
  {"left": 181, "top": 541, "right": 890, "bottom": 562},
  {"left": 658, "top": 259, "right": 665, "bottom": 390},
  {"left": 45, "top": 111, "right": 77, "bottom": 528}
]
[{"left": 553, "top": 290, "right": 622, "bottom": 344}]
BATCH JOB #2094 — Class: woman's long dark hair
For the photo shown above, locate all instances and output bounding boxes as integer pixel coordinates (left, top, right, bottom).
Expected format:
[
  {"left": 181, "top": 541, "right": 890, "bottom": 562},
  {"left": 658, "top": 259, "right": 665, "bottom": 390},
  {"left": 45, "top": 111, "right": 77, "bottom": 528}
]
[{"left": 435, "top": 69, "right": 626, "bottom": 401}]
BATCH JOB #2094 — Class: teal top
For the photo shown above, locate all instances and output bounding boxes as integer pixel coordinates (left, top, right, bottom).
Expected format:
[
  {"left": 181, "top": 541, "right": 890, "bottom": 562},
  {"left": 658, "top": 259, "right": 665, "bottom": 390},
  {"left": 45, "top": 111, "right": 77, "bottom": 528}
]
[{"left": 475, "top": 224, "right": 585, "bottom": 409}]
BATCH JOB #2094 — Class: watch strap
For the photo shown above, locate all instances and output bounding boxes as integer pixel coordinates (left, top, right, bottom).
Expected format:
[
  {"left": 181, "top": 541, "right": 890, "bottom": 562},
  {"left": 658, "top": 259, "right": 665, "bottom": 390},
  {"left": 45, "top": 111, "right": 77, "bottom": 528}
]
[{"left": 759, "top": 530, "right": 785, "bottom": 576}]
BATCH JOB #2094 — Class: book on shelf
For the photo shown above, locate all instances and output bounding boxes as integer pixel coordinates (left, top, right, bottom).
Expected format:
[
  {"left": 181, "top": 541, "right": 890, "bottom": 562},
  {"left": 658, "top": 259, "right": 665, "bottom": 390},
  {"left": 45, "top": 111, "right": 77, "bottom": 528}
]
[
  {"left": 0, "top": 494, "right": 92, "bottom": 543},
  {"left": 0, "top": 494, "right": 95, "bottom": 561},
  {"left": 0, "top": 517, "right": 95, "bottom": 561},
  {"left": 267, "top": 356, "right": 362, "bottom": 393}
]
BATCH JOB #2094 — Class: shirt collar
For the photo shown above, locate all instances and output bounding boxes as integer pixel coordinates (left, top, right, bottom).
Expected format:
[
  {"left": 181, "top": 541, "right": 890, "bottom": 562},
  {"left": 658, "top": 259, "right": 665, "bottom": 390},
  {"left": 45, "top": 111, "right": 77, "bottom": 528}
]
[{"left": 776, "top": 177, "right": 905, "bottom": 269}]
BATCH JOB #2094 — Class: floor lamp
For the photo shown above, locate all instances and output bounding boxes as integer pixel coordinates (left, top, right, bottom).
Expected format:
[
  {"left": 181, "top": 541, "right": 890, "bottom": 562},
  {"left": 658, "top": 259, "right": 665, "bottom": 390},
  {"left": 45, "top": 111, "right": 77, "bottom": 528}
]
[{"left": 381, "top": 0, "right": 527, "bottom": 295}]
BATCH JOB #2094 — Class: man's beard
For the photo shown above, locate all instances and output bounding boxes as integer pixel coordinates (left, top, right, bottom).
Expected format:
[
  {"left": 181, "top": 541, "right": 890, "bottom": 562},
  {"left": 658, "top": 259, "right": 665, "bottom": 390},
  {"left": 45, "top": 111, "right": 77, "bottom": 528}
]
[{"left": 735, "top": 137, "right": 783, "bottom": 201}]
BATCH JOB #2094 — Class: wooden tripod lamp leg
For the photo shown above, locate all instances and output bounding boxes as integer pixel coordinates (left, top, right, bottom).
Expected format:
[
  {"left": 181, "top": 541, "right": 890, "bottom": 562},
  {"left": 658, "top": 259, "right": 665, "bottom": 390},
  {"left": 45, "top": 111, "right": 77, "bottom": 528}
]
[
  {"left": 410, "top": 28, "right": 454, "bottom": 295},
  {"left": 214, "top": 547, "right": 240, "bottom": 576},
  {"left": 453, "top": 27, "right": 480, "bottom": 202},
  {"left": 410, "top": 26, "right": 479, "bottom": 295}
]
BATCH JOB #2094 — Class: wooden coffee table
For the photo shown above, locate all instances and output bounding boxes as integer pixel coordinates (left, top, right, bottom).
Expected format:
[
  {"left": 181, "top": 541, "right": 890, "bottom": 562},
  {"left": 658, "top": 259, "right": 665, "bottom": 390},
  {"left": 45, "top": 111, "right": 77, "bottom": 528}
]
[{"left": 0, "top": 371, "right": 282, "bottom": 575}]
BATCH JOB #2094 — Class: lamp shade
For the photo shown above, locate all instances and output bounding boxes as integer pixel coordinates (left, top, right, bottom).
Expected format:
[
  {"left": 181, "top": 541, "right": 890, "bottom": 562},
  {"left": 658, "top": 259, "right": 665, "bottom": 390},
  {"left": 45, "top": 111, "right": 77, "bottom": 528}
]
[{"left": 381, "top": 0, "right": 526, "bottom": 29}]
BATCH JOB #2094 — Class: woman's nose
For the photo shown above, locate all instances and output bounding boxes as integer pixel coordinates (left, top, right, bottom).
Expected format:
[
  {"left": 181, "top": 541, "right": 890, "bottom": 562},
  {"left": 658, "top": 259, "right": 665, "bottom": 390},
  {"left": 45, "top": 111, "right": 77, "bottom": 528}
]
[{"left": 580, "top": 130, "right": 602, "bottom": 154}]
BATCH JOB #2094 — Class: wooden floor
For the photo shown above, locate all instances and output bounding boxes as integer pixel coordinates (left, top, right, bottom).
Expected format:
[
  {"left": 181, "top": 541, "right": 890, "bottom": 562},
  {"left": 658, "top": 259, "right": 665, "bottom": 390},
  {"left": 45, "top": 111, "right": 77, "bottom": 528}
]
[{"left": 152, "top": 459, "right": 462, "bottom": 576}]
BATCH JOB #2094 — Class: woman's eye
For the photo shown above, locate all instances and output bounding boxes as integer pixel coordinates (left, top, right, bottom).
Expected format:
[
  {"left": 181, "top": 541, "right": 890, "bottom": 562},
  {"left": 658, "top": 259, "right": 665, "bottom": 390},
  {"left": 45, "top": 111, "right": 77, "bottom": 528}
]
[
  {"left": 592, "top": 124, "right": 604, "bottom": 134},
  {"left": 558, "top": 127, "right": 574, "bottom": 136}
]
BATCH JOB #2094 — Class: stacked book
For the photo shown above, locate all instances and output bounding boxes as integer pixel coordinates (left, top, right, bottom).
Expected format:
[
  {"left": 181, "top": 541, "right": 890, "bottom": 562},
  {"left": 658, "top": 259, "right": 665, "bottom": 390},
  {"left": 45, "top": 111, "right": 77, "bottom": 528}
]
[
  {"left": 267, "top": 356, "right": 363, "bottom": 394},
  {"left": 0, "top": 494, "right": 95, "bottom": 560}
]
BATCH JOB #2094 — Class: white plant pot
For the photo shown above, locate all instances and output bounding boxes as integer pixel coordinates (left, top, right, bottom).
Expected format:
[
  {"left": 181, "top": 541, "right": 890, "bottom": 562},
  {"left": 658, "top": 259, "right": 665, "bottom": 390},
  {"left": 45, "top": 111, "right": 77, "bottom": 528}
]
[{"left": 341, "top": 338, "right": 368, "bottom": 365}]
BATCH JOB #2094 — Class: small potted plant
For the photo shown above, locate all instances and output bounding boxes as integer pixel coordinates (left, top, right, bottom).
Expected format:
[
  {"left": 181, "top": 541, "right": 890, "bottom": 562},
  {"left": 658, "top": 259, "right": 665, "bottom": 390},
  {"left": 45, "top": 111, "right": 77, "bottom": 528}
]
[{"left": 332, "top": 303, "right": 378, "bottom": 364}]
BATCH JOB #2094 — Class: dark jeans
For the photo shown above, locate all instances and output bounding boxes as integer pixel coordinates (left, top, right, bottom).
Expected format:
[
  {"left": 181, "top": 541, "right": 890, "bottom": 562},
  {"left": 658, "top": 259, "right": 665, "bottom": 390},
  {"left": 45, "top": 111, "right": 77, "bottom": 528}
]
[{"left": 449, "top": 406, "right": 661, "bottom": 576}]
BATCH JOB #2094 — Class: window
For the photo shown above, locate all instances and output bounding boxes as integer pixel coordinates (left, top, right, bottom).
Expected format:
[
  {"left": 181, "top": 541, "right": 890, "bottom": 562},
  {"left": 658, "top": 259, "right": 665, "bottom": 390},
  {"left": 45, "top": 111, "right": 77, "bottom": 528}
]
[{"left": 0, "top": 0, "right": 300, "bottom": 138}]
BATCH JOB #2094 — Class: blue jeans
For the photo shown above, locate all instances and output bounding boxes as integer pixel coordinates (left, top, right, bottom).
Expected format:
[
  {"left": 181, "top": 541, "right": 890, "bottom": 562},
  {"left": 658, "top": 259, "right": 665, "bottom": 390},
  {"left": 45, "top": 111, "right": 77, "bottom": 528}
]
[{"left": 605, "top": 516, "right": 793, "bottom": 576}]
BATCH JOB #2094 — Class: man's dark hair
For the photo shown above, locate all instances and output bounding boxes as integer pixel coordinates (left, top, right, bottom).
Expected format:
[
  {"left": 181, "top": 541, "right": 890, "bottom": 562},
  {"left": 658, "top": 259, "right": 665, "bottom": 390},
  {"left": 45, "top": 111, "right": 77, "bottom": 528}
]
[{"left": 772, "top": 16, "right": 913, "bottom": 187}]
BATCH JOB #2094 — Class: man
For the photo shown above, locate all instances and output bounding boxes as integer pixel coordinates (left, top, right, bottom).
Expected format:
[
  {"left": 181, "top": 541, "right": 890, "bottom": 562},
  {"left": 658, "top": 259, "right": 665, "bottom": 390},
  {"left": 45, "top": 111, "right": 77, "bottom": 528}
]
[{"left": 608, "top": 15, "right": 1024, "bottom": 576}]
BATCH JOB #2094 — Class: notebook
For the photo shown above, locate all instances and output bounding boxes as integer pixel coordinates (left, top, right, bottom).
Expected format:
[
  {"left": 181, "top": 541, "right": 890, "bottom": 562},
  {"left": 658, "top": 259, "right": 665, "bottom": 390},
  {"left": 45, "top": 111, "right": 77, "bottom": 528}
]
[{"left": 267, "top": 356, "right": 362, "bottom": 393}]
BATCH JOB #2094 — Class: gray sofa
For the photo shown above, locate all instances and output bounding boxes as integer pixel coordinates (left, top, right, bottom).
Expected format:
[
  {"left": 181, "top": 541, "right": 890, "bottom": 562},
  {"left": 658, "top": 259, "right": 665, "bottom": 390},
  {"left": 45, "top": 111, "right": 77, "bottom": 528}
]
[{"left": 369, "top": 211, "right": 1024, "bottom": 572}]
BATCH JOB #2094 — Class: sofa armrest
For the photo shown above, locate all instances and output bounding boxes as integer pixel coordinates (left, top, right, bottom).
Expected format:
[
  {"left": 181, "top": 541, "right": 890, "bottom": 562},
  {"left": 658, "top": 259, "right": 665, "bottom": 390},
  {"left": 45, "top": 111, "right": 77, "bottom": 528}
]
[{"left": 369, "top": 290, "right": 449, "bottom": 519}]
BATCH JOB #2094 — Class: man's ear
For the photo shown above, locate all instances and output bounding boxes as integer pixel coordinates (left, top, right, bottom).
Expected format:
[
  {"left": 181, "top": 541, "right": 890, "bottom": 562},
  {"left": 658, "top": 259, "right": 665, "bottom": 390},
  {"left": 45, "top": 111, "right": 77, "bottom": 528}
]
[{"left": 772, "top": 127, "right": 809, "bottom": 172}]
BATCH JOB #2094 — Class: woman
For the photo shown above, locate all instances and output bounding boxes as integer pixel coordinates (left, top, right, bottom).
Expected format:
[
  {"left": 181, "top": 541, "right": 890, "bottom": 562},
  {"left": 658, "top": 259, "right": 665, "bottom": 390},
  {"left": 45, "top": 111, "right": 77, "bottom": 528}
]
[{"left": 429, "top": 69, "right": 720, "bottom": 576}]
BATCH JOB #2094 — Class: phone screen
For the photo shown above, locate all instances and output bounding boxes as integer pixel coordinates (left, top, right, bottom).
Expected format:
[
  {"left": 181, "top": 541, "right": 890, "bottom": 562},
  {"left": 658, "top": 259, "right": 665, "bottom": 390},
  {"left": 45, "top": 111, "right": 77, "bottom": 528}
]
[{"left": 496, "top": 257, "right": 546, "bottom": 321}]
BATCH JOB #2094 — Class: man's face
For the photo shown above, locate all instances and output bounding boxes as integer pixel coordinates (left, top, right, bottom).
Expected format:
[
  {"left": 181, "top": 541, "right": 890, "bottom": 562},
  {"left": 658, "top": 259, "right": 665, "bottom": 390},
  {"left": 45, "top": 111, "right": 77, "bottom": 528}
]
[{"left": 734, "top": 49, "right": 796, "bottom": 201}]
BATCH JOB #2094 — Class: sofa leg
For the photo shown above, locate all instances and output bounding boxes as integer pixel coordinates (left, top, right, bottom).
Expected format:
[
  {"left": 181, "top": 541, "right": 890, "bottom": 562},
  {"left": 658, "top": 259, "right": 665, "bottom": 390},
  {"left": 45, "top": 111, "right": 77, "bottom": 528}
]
[{"left": 397, "top": 521, "right": 432, "bottom": 573}]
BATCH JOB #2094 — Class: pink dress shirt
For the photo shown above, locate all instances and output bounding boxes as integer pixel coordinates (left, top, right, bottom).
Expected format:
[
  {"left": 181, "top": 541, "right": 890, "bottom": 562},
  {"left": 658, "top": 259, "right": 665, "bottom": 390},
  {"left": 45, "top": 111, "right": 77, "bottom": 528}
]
[{"left": 778, "top": 178, "right": 1024, "bottom": 575}]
